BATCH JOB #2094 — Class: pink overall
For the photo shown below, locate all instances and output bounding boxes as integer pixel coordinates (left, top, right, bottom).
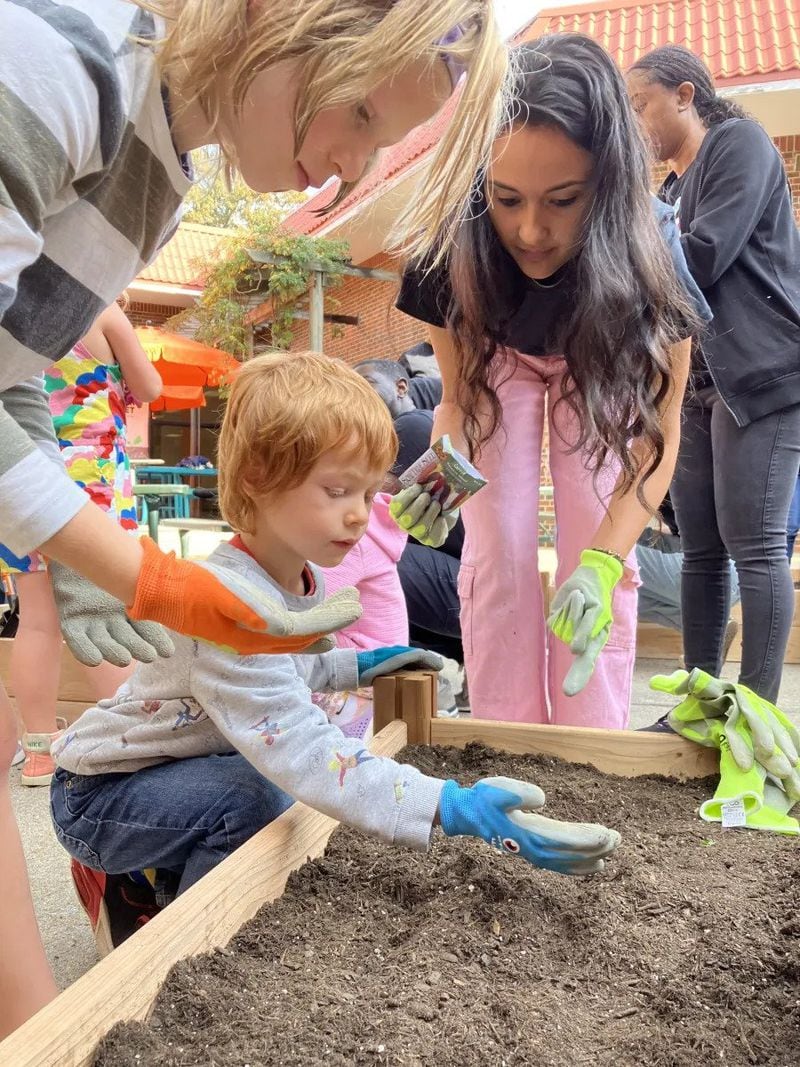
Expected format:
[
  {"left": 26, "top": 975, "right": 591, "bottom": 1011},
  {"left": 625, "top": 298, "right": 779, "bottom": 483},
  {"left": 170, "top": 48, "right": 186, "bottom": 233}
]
[{"left": 458, "top": 353, "right": 639, "bottom": 728}]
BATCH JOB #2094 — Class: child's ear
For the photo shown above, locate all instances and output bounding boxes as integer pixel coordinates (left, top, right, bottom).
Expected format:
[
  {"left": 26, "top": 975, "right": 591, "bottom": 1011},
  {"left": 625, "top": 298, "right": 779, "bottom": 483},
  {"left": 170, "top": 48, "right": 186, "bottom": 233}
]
[{"left": 397, "top": 377, "right": 409, "bottom": 397}]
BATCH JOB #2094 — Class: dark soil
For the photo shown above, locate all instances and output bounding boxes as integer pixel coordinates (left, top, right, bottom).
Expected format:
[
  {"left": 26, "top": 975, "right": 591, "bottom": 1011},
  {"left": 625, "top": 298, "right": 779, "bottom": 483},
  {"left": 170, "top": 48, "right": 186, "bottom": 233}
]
[{"left": 95, "top": 743, "right": 800, "bottom": 1067}]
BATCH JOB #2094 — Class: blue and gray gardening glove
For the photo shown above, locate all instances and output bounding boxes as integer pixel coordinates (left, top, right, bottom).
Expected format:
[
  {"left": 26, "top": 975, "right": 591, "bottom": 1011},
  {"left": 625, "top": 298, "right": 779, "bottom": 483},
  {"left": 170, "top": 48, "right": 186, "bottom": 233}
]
[
  {"left": 390, "top": 482, "right": 459, "bottom": 549},
  {"left": 439, "top": 776, "right": 621, "bottom": 874},
  {"left": 49, "top": 561, "right": 175, "bottom": 667},
  {"left": 356, "top": 645, "right": 443, "bottom": 685},
  {"left": 548, "top": 549, "right": 623, "bottom": 696}
]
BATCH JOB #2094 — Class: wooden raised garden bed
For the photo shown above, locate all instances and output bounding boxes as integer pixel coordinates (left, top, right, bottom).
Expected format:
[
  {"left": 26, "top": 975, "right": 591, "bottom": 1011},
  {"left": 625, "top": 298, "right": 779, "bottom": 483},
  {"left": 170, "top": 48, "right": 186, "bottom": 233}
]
[{"left": 5, "top": 672, "right": 785, "bottom": 1066}]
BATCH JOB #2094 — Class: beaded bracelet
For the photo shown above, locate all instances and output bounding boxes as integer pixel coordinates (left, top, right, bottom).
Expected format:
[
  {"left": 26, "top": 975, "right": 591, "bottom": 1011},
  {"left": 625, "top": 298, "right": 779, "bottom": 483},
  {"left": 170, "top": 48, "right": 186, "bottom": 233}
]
[{"left": 589, "top": 547, "right": 625, "bottom": 567}]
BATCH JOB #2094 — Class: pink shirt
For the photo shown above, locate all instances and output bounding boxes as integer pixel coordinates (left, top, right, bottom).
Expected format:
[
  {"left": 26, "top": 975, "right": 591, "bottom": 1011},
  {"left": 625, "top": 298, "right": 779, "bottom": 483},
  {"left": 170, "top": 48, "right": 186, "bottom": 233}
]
[{"left": 322, "top": 493, "right": 409, "bottom": 650}]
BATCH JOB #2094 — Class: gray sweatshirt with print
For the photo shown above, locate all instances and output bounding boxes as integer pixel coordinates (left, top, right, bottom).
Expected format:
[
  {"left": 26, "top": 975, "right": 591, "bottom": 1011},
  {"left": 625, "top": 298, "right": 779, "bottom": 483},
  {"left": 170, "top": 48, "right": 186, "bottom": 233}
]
[{"left": 52, "top": 541, "right": 444, "bottom": 851}]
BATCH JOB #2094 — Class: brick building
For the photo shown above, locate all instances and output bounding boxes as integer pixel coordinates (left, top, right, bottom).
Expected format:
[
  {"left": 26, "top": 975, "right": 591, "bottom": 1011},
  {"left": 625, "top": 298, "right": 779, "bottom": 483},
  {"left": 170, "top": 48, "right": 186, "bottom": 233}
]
[{"left": 282, "top": 0, "right": 800, "bottom": 365}]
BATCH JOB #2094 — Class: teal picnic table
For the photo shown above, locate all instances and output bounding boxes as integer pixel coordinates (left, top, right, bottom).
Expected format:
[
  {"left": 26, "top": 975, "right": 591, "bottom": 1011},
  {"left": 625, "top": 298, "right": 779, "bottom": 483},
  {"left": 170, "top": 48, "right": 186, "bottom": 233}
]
[
  {"left": 134, "top": 465, "right": 218, "bottom": 484},
  {"left": 133, "top": 484, "right": 195, "bottom": 541},
  {"left": 134, "top": 466, "right": 218, "bottom": 521}
]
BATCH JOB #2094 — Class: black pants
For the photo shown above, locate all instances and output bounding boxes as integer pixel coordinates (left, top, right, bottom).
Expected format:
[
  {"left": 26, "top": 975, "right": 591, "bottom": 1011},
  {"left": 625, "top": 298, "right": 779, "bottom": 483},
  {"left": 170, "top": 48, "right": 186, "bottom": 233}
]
[
  {"left": 670, "top": 392, "right": 800, "bottom": 701},
  {"left": 397, "top": 542, "right": 463, "bottom": 663}
]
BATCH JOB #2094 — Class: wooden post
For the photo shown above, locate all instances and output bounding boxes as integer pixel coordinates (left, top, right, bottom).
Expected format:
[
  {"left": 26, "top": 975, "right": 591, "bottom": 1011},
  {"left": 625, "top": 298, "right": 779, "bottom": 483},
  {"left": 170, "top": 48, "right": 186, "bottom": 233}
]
[
  {"left": 398, "top": 675, "right": 433, "bottom": 746},
  {"left": 373, "top": 671, "right": 438, "bottom": 746},
  {"left": 372, "top": 675, "right": 398, "bottom": 735},
  {"left": 309, "top": 270, "right": 325, "bottom": 352}
]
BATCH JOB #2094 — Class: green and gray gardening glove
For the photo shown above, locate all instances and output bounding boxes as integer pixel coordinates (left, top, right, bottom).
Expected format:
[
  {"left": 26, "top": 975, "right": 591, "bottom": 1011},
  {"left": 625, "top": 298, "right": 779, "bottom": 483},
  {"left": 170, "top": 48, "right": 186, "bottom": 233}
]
[
  {"left": 649, "top": 675, "right": 800, "bottom": 835},
  {"left": 49, "top": 561, "right": 175, "bottom": 667},
  {"left": 389, "top": 482, "right": 459, "bottom": 549},
  {"left": 548, "top": 549, "right": 623, "bottom": 696},
  {"left": 650, "top": 668, "right": 800, "bottom": 802}
]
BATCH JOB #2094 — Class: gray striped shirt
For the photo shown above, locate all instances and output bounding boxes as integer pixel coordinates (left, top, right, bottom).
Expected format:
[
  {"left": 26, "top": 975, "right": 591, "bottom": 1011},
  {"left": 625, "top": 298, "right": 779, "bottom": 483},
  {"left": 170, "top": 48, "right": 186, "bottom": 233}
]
[{"left": 0, "top": 0, "right": 193, "bottom": 553}]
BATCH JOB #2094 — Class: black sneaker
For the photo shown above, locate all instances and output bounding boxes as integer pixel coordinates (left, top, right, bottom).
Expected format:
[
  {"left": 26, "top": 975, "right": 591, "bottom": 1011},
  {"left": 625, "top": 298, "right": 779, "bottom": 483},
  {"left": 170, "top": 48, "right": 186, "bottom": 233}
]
[{"left": 637, "top": 713, "right": 675, "bottom": 733}]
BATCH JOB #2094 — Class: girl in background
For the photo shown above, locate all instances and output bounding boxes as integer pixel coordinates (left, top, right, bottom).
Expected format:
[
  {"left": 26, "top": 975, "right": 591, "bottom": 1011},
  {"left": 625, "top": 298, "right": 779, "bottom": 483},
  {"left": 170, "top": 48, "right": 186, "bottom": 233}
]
[
  {"left": 628, "top": 46, "right": 800, "bottom": 705},
  {"left": 398, "top": 34, "right": 709, "bottom": 728},
  {"left": 1, "top": 299, "right": 162, "bottom": 786}
]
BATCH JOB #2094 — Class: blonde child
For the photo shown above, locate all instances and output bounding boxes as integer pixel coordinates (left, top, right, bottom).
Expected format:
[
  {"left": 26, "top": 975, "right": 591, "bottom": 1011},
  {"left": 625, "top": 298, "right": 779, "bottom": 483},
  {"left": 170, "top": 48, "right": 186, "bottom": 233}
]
[
  {"left": 0, "top": 0, "right": 506, "bottom": 1030},
  {"left": 51, "top": 354, "right": 620, "bottom": 955}
]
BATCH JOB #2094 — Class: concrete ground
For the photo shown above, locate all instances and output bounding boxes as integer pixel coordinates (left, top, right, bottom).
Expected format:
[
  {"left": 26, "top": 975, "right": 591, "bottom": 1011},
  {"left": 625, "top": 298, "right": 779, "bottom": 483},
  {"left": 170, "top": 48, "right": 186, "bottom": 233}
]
[{"left": 12, "top": 655, "right": 800, "bottom": 993}]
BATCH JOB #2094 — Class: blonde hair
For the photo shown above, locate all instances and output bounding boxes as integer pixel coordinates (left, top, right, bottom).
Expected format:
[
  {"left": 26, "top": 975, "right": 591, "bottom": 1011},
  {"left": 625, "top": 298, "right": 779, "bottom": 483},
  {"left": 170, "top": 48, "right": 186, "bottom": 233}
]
[
  {"left": 217, "top": 351, "right": 398, "bottom": 533},
  {"left": 132, "top": 0, "right": 508, "bottom": 264}
]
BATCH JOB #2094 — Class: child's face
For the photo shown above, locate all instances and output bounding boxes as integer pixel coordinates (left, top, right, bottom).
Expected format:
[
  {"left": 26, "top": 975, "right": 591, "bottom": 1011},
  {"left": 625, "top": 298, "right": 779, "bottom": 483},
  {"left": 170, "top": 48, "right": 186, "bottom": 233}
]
[
  {"left": 223, "top": 58, "right": 451, "bottom": 194},
  {"left": 486, "top": 123, "right": 594, "bottom": 282},
  {"left": 252, "top": 445, "right": 385, "bottom": 578}
]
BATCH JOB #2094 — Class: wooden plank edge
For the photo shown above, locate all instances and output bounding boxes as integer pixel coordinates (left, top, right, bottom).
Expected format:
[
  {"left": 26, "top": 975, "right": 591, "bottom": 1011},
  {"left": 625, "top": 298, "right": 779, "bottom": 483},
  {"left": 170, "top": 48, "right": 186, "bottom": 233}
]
[
  {"left": 0, "top": 720, "right": 408, "bottom": 1067},
  {"left": 430, "top": 718, "right": 718, "bottom": 780}
]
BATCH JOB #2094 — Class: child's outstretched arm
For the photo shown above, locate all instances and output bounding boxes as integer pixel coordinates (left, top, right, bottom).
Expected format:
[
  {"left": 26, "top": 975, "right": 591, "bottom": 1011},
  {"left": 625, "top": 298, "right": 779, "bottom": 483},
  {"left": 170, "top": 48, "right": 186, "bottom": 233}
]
[
  {"left": 96, "top": 302, "right": 163, "bottom": 405},
  {"left": 188, "top": 645, "right": 620, "bottom": 873}
]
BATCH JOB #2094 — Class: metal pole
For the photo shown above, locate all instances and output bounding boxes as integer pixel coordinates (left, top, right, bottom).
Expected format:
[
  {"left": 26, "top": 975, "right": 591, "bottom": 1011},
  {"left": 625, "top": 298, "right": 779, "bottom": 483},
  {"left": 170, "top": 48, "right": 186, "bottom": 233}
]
[{"left": 309, "top": 270, "right": 325, "bottom": 353}]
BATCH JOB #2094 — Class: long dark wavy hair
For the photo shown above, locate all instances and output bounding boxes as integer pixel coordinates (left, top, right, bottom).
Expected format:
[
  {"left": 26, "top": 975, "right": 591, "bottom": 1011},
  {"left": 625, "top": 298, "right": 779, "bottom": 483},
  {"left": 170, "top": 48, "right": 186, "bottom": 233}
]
[
  {"left": 630, "top": 45, "right": 749, "bottom": 126},
  {"left": 443, "top": 33, "right": 701, "bottom": 501}
]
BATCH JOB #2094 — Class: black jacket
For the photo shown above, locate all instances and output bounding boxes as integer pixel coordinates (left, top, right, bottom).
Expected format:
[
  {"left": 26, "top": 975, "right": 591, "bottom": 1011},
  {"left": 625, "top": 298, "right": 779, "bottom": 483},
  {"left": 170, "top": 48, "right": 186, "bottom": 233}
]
[{"left": 661, "top": 118, "right": 800, "bottom": 425}]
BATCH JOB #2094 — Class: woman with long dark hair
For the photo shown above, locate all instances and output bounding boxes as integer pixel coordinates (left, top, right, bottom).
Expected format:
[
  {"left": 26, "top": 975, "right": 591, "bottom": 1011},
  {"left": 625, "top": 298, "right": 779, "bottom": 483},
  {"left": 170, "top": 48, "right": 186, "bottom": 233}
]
[
  {"left": 397, "top": 34, "right": 708, "bottom": 728},
  {"left": 627, "top": 46, "right": 800, "bottom": 705}
]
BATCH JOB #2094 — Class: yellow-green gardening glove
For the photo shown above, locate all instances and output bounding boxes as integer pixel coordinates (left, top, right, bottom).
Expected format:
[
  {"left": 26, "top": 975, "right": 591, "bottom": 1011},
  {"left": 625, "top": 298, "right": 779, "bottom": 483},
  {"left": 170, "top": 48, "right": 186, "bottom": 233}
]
[
  {"left": 548, "top": 550, "right": 623, "bottom": 696},
  {"left": 724, "top": 684, "right": 800, "bottom": 803},
  {"left": 650, "top": 670, "right": 800, "bottom": 834},
  {"left": 651, "top": 669, "right": 800, "bottom": 801},
  {"left": 389, "top": 481, "right": 459, "bottom": 549},
  {"left": 683, "top": 716, "right": 798, "bottom": 835}
]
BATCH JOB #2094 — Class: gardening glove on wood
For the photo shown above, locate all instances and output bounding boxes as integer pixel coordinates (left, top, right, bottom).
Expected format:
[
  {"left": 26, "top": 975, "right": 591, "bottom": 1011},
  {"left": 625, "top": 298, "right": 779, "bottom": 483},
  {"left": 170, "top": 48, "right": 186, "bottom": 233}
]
[
  {"left": 389, "top": 482, "right": 459, "bottom": 548},
  {"left": 356, "top": 646, "right": 443, "bottom": 685},
  {"left": 548, "top": 549, "right": 623, "bottom": 696},
  {"left": 438, "top": 776, "right": 621, "bottom": 875},
  {"left": 50, "top": 561, "right": 175, "bottom": 667},
  {"left": 129, "top": 537, "right": 362, "bottom": 656}
]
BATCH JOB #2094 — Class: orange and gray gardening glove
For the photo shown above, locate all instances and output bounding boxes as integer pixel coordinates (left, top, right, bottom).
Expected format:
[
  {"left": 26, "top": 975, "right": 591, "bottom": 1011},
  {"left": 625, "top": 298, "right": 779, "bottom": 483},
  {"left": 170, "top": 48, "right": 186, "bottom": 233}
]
[
  {"left": 51, "top": 559, "right": 175, "bottom": 667},
  {"left": 128, "top": 537, "right": 362, "bottom": 657},
  {"left": 547, "top": 549, "right": 623, "bottom": 696}
]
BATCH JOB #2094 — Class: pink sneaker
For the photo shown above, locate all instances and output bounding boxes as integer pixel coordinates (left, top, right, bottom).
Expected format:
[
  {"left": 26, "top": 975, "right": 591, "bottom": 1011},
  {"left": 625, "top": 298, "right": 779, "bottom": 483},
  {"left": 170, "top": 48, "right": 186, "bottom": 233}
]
[
  {"left": 20, "top": 719, "right": 66, "bottom": 787},
  {"left": 313, "top": 689, "right": 374, "bottom": 742}
]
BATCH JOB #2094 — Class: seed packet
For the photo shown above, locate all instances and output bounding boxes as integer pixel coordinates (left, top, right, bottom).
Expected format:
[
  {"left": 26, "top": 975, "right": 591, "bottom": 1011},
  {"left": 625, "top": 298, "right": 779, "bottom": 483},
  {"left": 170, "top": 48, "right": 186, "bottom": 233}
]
[{"left": 397, "top": 435, "right": 487, "bottom": 512}]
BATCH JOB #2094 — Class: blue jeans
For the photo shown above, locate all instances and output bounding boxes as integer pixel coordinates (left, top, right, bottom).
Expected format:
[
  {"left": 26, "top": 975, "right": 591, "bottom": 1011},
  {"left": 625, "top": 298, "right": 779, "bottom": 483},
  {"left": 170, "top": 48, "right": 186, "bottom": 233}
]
[
  {"left": 636, "top": 537, "right": 740, "bottom": 631},
  {"left": 50, "top": 753, "right": 294, "bottom": 895},
  {"left": 398, "top": 542, "right": 463, "bottom": 663},
  {"left": 787, "top": 476, "right": 800, "bottom": 557}
]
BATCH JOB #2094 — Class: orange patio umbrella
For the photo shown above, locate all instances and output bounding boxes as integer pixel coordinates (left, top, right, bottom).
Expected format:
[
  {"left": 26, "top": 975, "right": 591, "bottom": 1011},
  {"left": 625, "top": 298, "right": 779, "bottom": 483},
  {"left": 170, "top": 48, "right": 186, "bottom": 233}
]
[{"left": 135, "top": 326, "right": 241, "bottom": 411}]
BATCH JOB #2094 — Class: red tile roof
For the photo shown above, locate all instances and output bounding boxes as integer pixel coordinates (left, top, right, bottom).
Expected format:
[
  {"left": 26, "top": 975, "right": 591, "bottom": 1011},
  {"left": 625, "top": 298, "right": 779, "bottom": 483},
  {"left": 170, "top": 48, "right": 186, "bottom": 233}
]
[
  {"left": 521, "top": 0, "right": 800, "bottom": 87},
  {"left": 284, "top": 0, "right": 800, "bottom": 238},
  {"left": 138, "top": 222, "right": 233, "bottom": 288}
]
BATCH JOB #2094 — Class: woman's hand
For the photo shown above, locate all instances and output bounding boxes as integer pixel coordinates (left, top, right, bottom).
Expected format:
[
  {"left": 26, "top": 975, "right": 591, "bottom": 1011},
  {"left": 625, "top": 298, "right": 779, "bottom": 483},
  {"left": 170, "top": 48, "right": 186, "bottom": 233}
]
[{"left": 548, "top": 550, "right": 624, "bottom": 695}]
